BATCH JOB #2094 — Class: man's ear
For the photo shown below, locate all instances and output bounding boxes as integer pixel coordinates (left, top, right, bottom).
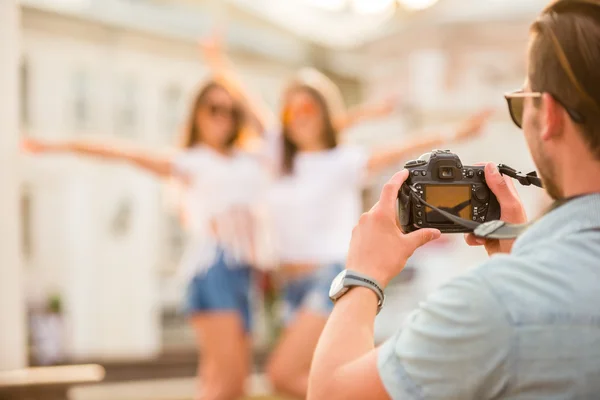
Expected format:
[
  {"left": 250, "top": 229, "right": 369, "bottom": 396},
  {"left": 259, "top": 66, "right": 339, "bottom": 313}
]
[{"left": 540, "top": 93, "right": 565, "bottom": 141}]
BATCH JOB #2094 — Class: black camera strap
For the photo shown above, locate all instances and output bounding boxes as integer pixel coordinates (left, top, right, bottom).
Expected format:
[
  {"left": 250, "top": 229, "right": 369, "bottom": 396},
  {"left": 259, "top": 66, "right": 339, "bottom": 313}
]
[
  {"left": 407, "top": 165, "right": 544, "bottom": 240},
  {"left": 496, "top": 164, "right": 543, "bottom": 188}
]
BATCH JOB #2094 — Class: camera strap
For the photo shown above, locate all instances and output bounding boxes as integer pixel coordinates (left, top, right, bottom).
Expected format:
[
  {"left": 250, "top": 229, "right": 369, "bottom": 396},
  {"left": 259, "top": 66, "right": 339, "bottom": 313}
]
[
  {"left": 496, "top": 164, "right": 543, "bottom": 188},
  {"left": 407, "top": 165, "right": 544, "bottom": 240}
]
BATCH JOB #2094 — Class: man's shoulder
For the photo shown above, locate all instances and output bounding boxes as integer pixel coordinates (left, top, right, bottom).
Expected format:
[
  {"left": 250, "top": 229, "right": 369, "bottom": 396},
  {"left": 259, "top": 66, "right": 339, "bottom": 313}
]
[
  {"left": 415, "top": 267, "right": 512, "bottom": 331},
  {"left": 468, "top": 236, "right": 600, "bottom": 325},
  {"left": 475, "top": 232, "right": 600, "bottom": 288},
  {"left": 378, "top": 268, "right": 512, "bottom": 399}
]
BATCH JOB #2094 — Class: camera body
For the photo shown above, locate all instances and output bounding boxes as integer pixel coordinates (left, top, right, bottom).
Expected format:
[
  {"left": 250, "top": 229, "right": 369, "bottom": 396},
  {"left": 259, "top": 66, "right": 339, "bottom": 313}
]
[{"left": 397, "top": 150, "right": 500, "bottom": 234}]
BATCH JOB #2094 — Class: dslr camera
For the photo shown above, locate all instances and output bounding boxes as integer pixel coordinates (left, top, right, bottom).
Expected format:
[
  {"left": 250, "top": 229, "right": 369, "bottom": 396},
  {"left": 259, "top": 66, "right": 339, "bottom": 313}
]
[{"left": 397, "top": 150, "right": 500, "bottom": 234}]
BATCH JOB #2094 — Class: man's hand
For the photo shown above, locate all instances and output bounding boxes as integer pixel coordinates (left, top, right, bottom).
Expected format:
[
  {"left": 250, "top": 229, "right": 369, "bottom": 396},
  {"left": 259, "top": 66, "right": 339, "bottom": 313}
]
[
  {"left": 347, "top": 170, "right": 441, "bottom": 288},
  {"left": 464, "top": 163, "right": 528, "bottom": 256}
]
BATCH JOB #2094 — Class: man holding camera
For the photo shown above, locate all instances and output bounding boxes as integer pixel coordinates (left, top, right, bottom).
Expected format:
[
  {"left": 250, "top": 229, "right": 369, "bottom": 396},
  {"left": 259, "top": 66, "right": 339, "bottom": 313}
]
[{"left": 308, "top": 1, "right": 600, "bottom": 399}]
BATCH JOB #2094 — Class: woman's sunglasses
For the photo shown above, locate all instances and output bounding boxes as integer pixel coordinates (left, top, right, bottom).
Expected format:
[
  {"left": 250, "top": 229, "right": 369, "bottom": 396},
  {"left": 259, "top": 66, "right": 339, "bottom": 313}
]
[
  {"left": 204, "top": 102, "right": 238, "bottom": 120},
  {"left": 504, "top": 90, "right": 585, "bottom": 129},
  {"left": 282, "top": 100, "right": 318, "bottom": 125}
]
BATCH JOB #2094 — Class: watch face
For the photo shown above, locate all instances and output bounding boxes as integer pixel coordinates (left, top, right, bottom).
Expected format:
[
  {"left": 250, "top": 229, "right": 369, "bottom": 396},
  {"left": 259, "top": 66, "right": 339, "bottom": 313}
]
[{"left": 329, "top": 270, "right": 348, "bottom": 299}]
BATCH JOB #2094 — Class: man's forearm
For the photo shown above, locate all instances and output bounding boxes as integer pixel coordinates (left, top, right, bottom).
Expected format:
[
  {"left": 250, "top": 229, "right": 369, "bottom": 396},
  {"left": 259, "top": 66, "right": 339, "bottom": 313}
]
[{"left": 308, "top": 287, "right": 379, "bottom": 399}]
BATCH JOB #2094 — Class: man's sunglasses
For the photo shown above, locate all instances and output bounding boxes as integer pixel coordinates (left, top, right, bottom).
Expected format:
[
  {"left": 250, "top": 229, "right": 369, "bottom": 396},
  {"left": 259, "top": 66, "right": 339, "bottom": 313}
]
[{"left": 504, "top": 90, "right": 585, "bottom": 129}]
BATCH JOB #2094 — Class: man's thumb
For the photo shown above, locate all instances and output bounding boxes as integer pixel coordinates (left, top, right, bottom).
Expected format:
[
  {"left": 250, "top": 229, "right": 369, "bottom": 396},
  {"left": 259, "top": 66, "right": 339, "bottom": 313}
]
[{"left": 404, "top": 229, "right": 441, "bottom": 252}]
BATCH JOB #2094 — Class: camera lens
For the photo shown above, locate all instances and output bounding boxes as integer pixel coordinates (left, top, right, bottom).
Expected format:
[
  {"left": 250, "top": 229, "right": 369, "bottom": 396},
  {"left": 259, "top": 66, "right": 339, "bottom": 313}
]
[{"left": 439, "top": 167, "right": 454, "bottom": 179}]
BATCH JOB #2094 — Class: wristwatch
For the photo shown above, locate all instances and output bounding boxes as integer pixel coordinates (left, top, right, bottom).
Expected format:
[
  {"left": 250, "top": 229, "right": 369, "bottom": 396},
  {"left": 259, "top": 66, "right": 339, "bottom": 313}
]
[{"left": 329, "top": 270, "right": 385, "bottom": 314}]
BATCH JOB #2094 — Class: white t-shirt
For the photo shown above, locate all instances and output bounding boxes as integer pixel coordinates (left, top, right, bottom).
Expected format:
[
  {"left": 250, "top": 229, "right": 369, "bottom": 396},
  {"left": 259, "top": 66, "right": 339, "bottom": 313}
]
[
  {"left": 267, "top": 145, "right": 369, "bottom": 264},
  {"left": 173, "top": 146, "right": 274, "bottom": 279}
]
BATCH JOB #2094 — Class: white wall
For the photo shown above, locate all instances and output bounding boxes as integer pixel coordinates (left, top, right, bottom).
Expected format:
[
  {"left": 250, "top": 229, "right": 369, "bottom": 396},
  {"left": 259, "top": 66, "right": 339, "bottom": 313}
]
[{"left": 0, "top": 0, "right": 27, "bottom": 370}]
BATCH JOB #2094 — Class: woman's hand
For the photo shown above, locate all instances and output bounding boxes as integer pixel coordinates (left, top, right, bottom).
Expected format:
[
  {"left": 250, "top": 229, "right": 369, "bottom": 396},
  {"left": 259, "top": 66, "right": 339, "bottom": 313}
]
[
  {"left": 199, "top": 28, "right": 227, "bottom": 70},
  {"left": 22, "top": 138, "right": 68, "bottom": 154}
]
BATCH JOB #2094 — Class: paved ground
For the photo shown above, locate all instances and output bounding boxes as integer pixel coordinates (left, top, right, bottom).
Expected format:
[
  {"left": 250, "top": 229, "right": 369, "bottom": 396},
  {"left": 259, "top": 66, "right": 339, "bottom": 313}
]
[{"left": 69, "top": 374, "right": 286, "bottom": 400}]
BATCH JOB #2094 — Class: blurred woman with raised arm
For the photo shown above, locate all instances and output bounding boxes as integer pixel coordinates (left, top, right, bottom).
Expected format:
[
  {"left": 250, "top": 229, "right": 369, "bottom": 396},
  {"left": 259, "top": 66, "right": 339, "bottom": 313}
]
[
  {"left": 23, "top": 79, "right": 274, "bottom": 400},
  {"left": 200, "top": 34, "right": 491, "bottom": 399},
  {"left": 265, "top": 73, "right": 491, "bottom": 399}
]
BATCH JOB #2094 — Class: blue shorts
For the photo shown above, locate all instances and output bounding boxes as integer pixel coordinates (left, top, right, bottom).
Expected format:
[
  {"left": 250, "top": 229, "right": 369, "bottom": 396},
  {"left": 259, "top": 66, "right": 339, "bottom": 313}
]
[
  {"left": 184, "top": 252, "right": 253, "bottom": 333},
  {"left": 281, "top": 262, "right": 344, "bottom": 325}
]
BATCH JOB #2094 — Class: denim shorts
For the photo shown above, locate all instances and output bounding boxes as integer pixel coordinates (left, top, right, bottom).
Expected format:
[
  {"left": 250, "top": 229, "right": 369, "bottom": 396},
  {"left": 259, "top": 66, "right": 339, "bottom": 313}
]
[
  {"left": 184, "top": 251, "right": 253, "bottom": 333},
  {"left": 281, "top": 262, "right": 345, "bottom": 325}
]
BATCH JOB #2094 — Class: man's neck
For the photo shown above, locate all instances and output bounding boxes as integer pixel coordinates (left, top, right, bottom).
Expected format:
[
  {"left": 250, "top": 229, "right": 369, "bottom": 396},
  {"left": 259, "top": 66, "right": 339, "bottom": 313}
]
[{"left": 559, "top": 153, "right": 600, "bottom": 198}]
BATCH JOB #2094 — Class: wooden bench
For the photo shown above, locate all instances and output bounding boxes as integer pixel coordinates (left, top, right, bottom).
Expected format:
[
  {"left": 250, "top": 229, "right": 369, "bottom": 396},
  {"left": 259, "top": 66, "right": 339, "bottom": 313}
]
[
  {"left": 0, "top": 364, "right": 105, "bottom": 400},
  {"left": 69, "top": 374, "right": 285, "bottom": 400}
]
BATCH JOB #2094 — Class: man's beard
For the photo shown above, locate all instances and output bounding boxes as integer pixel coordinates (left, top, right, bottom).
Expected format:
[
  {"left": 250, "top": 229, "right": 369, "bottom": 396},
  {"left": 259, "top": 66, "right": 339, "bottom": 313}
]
[
  {"left": 538, "top": 166, "right": 561, "bottom": 200},
  {"left": 532, "top": 140, "right": 562, "bottom": 200}
]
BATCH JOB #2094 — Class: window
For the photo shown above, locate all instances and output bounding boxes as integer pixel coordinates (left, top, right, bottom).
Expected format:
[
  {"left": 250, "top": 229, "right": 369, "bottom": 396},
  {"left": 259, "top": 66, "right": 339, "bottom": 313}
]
[
  {"left": 114, "top": 76, "right": 138, "bottom": 137},
  {"left": 162, "top": 84, "right": 184, "bottom": 141},
  {"left": 409, "top": 49, "right": 447, "bottom": 108},
  {"left": 164, "top": 212, "right": 185, "bottom": 273},
  {"left": 110, "top": 198, "right": 133, "bottom": 237},
  {"left": 72, "top": 69, "right": 90, "bottom": 132},
  {"left": 21, "top": 187, "right": 33, "bottom": 260},
  {"left": 20, "top": 59, "right": 30, "bottom": 131}
]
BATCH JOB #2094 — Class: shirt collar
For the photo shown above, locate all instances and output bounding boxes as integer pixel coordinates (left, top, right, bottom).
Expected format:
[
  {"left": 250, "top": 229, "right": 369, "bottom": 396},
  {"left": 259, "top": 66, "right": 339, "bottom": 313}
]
[{"left": 513, "top": 193, "right": 600, "bottom": 251}]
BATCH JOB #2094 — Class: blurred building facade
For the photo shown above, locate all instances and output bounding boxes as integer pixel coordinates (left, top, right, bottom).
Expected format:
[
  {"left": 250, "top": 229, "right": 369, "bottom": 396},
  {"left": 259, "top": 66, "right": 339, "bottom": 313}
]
[
  {"left": 5, "top": 0, "right": 552, "bottom": 367},
  {"left": 1, "top": 0, "right": 27, "bottom": 371},
  {"left": 17, "top": 0, "right": 363, "bottom": 362},
  {"left": 345, "top": 0, "right": 550, "bottom": 341}
]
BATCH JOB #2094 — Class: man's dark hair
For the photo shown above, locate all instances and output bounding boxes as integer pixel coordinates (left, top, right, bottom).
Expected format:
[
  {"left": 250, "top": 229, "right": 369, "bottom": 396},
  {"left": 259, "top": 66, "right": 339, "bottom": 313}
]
[{"left": 529, "top": 0, "right": 600, "bottom": 158}]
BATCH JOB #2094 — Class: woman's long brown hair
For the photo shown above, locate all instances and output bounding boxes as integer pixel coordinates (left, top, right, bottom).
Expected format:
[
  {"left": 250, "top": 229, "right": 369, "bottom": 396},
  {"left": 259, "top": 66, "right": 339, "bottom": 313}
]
[
  {"left": 281, "top": 85, "right": 338, "bottom": 174},
  {"left": 180, "top": 80, "right": 244, "bottom": 149}
]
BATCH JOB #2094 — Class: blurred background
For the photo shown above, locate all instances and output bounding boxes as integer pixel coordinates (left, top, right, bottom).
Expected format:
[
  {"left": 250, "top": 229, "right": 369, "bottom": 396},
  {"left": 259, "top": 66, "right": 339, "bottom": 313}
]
[{"left": 0, "top": 0, "right": 551, "bottom": 398}]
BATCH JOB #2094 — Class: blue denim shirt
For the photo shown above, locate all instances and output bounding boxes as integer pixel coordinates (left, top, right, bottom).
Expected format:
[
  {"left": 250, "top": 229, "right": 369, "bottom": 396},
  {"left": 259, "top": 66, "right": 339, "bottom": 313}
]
[{"left": 378, "top": 194, "right": 600, "bottom": 399}]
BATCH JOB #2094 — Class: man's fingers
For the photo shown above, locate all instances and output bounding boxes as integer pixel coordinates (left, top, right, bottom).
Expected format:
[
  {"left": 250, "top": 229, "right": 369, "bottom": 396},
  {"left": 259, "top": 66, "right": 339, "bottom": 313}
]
[
  {"left": 374, "top": 169, "right": 409, "bottom": 218},
  {"left": 504, "top": 174, "right": 521, "bottom": 198},
  {"left": 464, "top": 233, "right": 486, "bottom": 247},
  {"left": 404, "top": 228, "right": 441, "bottom": 252},
  {"left": 485, "top": 163, "right": 512, "bottom": 199},
  {"left": 484, "top": 163, "right": 524, "bottom": 219}
]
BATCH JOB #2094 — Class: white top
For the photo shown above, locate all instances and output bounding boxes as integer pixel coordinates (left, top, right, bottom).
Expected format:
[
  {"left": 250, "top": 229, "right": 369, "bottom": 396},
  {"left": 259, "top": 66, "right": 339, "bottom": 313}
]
[
  {"left": 267, "top": 145, "right": 369, "bottom": 264},
  {"left": 173, "top": 146, "right": 274, "bottom": 279}
]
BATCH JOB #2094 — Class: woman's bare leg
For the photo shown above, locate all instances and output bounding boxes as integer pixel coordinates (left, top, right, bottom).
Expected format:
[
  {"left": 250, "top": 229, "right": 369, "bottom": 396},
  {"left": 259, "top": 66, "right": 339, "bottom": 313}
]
[
  {"left": 190, "top": 312, "right": 251, "bottom": 400},
  {"left": 266, "top": 310, "right": 327, "bottom": 399}
]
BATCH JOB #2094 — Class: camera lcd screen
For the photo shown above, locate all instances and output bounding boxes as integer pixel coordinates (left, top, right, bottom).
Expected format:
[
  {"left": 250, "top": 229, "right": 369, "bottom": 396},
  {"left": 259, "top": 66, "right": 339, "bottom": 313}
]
[{"left": 424, "top": 185, "right": 472, "bottom": 223}]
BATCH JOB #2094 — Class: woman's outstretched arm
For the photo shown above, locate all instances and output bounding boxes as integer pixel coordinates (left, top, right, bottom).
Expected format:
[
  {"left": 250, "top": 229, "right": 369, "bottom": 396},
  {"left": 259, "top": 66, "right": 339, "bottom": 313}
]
[
  {"left": 366, "top": 109, "right": 493, "bottom": 175},
  {"left": 22, "top": 138, "right": 177, "bottom": 179}
]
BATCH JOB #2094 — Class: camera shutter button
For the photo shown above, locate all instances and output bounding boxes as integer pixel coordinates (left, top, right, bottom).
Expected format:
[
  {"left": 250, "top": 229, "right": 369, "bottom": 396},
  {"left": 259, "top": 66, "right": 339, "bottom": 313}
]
[{"left": 405, "top": 159, "right": 428, "bottom": 168}]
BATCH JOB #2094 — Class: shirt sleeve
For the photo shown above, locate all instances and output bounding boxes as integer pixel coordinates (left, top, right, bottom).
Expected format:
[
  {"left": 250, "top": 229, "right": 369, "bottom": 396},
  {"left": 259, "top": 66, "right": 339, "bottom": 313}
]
[
  {"left": 172, "top": 149, "right": 204, "bottom": 177},
  {"left": 377, "top": 271, "right": 511, "bottom": 400},
  {"left": 338, "top": 145, "right": 370, "bottom": 186}
]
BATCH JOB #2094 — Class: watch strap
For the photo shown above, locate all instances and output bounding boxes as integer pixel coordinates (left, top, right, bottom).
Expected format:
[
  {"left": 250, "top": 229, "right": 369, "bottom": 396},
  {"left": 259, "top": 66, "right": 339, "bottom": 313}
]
[{"left": 344, "top": 271, "right": 385, "bottom": 313}]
